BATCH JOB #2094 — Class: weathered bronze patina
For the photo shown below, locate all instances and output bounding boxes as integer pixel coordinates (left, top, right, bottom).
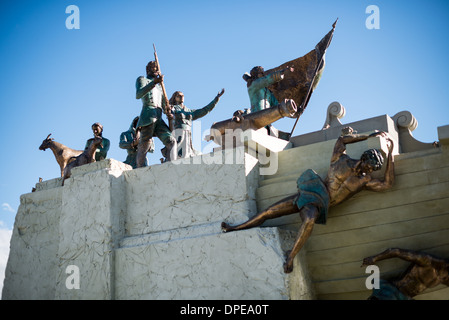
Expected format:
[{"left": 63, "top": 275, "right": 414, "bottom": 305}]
[
  {"left": 170, "top": 89, "right": 224, "bottom": 158},
  {"left": 268, "top": 20, "right": 337, "bottom": 120},
  {"left": 39, "top": 133, "right": 83, "bottom": 177},
  {"left": 208, "top": 99, "right": 297, "bottom": 147},
  {"left": 135, "top": 60, "right": 177, "bottom": 166},
  {"left": 119, "top": 116, "right": 153, "bottom": 168},
  {"left": 222, "top": 128, "right": 395, "bottom": 273},
  {"left": 211, "top": 20, "right": 337, "bottom": 145},
  {"left": 362, "top": 248, "right": 449, "bottom": 300},
  {"left": 85, "top": 122, "right": 110, "bottom": 161},
  {"left": 63, "top": 135, "right": 103, "bottom": 185}
]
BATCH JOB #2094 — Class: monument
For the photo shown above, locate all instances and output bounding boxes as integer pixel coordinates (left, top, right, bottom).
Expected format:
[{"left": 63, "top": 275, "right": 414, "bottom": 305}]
[{"left": 3, "top": 20, "right": 449, "bottom": 300}]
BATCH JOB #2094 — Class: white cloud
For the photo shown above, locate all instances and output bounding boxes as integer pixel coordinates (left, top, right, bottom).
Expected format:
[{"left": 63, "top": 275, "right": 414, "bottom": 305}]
[
  {"left": 2, "top": 203, "right": 16, "bottom": 214},
  {"left": 0, "top": 226, "right": 12, "bottom": 296}
]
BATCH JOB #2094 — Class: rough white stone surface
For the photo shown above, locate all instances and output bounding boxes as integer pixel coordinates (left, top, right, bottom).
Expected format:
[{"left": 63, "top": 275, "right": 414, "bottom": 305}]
[
  {"left": 55, "top": 162, "right": 127, "bottom": 299},
  {"left": 2, "top": 188, "right": 62, "bottom": 299},
  {"left": 115, "top": 227, "right": 314, "bottom": 300},
  {"left": 3, "top": 154, "right": 313, "bottom": 300},
  {"left": 124, "top": 150, "right": 260, "bottom": 235}
]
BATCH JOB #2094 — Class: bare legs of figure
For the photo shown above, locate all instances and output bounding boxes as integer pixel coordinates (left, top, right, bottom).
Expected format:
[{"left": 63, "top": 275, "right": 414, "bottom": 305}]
[
  {"left": 221, "top": 194, "right": 299, "bottom": 232},
  {"left": 221, "top": 194, "right": 320, "bottom": 273},
  {"left": 284, "top": 205, "right": 319, "bottom": 273}
]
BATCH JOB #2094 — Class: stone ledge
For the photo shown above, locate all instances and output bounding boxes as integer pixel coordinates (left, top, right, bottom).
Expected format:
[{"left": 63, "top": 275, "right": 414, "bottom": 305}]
[
  {"left": 119, "top": 222, "right": 222, "bottom": 249},
  {"left": 71, "top": 158, "right": 132, "bottom": 177}
]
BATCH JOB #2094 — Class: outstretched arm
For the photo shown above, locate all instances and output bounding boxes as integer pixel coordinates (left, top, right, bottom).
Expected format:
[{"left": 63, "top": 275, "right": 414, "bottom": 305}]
[
  {"left": 362, "top": 248, "right": 446, "bottom": 268},
  {"left": 330, "top": 130, "right": 383, "bottom": 163},
  {"left": 191, "top": 89, "right": 225, "bottom": 121},
  {"left": 365, "top": 133, "right": 395, "bottom": 191},
  {"left": 250, "top": 69, "right": 287, "bottom": 90}
]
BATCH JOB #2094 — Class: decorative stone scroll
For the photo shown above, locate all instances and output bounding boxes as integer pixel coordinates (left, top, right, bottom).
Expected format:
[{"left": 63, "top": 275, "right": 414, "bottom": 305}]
[{"left": 392, "top": 111, "right": 439, "bottom": 153}]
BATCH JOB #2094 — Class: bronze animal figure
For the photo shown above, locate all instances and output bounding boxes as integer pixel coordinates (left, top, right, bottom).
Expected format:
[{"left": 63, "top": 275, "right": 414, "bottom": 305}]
[{"left": 39, "top": 134, "right": 83, "bottom": 177}]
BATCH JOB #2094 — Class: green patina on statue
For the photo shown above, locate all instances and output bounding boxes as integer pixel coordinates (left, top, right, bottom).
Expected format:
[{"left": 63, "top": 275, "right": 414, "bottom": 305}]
[
  {"left": 169, "top": 89, "right": 224, "bottom": 158},
  {"left": 119, "top": 116, "right": 153, "bottom": 168},
  {"left": 135, "top": 60, "right": 177, "bottom": 166},
  {"left": 85, "top": 122, "right": 110, "bottom": 161},
  {"left": 244, "top": 66, "right": 294, "bottom": 113}
]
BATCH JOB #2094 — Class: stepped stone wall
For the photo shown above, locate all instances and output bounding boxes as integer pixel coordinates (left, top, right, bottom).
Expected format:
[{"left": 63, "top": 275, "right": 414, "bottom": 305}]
[{"left": 2, "top": 109, "right": 448, "bottom": 300}]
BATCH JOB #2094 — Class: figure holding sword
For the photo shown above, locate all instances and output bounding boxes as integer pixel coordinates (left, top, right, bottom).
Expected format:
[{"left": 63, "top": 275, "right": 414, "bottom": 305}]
[{"left": 135, "top": 46, "right": 177, "bottom": 166}]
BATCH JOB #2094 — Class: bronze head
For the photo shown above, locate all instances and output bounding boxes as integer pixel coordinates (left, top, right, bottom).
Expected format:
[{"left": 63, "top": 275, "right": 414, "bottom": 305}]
[
  {"left": 169, "top": 91, "right": 184, "bottom": 105},
  {"left": 243, "top": 66, "right": 265, "bottom": 87},
  {"left": 250, "top": 66, "right": 264, "bottom": 79},
  {"left": 39, "top": 133, "right": 54, "bottom": 151},
  {"left": 146, "top": 61, "right": 159, "bottom": 78},
  {"left": 92, "top": 122, "right": 103, "bottom": 137},
  {"left": 360, "top": 149, "right": 384, "bottom": 172}
]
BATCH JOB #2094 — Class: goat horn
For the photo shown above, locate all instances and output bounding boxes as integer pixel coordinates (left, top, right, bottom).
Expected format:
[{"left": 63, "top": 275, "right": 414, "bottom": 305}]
[{"left": 46, "top": 133, "right": 52, "bottom": 139}]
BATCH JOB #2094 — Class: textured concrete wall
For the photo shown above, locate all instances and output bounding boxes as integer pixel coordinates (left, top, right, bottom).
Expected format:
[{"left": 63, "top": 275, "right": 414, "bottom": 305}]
[
  {"left": 2, "top": 147, "right": 314, "bottom": 300},
  {"left": 3, "top": 119, "right": 448, "bottom": 300},
  {"left": 2, "top": 188, "right": 62, "bottom": 299},
  {"left": 115, "top": 228, "right": 313, "bottom": 300}
]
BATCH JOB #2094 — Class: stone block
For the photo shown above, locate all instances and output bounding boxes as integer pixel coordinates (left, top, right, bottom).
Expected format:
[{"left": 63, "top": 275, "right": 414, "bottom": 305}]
[
  {"left": 123, "top": 150, "right": 260, "bottom": 236},
  {"left": 115, "top": 227, "right": 314, "bottom": 300}
]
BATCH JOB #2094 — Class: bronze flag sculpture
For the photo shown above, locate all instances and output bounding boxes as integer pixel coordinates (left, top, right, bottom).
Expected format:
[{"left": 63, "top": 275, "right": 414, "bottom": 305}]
[{"left": 208, "top": 19, "right": 337, "bottom": 145}]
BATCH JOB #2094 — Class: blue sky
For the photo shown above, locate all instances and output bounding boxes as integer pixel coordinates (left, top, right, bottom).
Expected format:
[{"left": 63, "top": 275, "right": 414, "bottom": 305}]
[{"left": 1, "top": 0, "right": 449, "bottom": 289}]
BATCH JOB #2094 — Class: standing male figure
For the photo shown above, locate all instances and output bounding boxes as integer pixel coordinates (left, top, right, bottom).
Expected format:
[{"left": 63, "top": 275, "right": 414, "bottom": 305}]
[
  {"left": 85, "top": 122, "right": 110, "bottom": 161},
  {"left": 222, "top": 128, "right": 395, "bottom": 273},
  {"left": 135, "top": 60, "right": 177, "bottom": 167}
]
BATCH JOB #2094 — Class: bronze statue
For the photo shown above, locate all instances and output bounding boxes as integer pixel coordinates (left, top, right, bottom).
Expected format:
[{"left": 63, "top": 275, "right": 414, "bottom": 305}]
[
  {"left": 170, "top": 89, "right": 224, "bottom": 158},
  {"left": 85, "top": 122, "right": 110, "bottom": 161},
  {"left": 222, "top": 128, "right": 395, "bottom": 273},
  {"left": 135, "top": 60, "right": 177, "bottom": 166},
  {"left": 119, "top": 116, "right": 153, "bottom": 168},
  {"left": 208, "top": 21, "right": 337, "bottom": 145},
  {"left": 362, "top": 248, "right": 449, "bottom": 300},
  {"left": 243, "top": 65, "right": 295, "bottom": 114},
  {"left": 62, "top": 136, "right": 103, "bottom": 185},
  {"left": 208, "top": 99, "right": 297, "bottom": 147},
  {"left": 241, "top": 66, "right": 295, "bottom": 140},
  {"left": 39, "top": 133, "right": 83, "bottom": 177}
]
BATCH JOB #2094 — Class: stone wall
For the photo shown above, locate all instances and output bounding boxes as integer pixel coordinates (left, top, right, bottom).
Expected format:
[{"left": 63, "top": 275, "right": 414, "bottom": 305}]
[
  {"left": 2, "top": 111, "right": 448, "bottom": 300},
  {"left": 2, "top": 148, "right": 314, "bottom": 300}
]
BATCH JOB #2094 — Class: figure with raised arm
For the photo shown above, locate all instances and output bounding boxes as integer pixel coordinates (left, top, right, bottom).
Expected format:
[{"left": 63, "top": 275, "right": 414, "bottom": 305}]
[
  {"left": 241, "top": 66, "right": 294, "bottom": 140},
  {"left": 135, "top": 61, "right": 177, "bottom": 167},
  {"left": 169, "top": 89, "right": 224, "bottom": 158},
  {"left": 222, "top": 127, "right": 395, "bottom": 273},
  {"left": 362, "top": 248, "right": 449, "bottom": 300}
]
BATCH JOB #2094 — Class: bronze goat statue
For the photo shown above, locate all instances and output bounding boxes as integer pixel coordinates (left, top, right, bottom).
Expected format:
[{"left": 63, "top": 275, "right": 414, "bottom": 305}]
[{"left": 39, "top": 134, "right": 83, "bottom": 177}]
